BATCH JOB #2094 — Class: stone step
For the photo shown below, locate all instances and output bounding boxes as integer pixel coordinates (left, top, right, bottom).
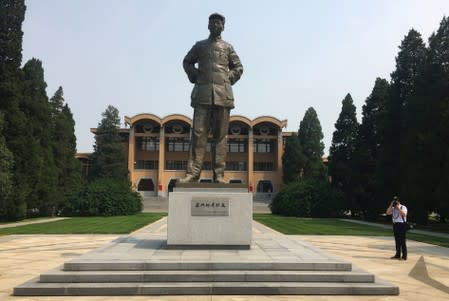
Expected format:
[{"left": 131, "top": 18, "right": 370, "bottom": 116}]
[
  {"left": 40, "top": 269, "right": 374, "bottom": 283},
  {"left": 64, "top": 260, "right": 352, "bottom": 271},
  {"left": 14, "top": 280, "right": 399, "bottom": 296}
]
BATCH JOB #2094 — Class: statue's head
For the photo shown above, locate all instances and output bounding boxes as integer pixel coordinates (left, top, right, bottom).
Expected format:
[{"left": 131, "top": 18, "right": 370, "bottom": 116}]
[{"left": 208, "top": 13, "right": 225, "bottom": 37}]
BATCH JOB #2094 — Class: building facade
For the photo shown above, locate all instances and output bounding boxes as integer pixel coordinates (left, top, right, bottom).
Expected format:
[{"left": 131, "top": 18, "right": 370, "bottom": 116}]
[{"left": 86, "top": 113, "right": 291, "bottom": 198}]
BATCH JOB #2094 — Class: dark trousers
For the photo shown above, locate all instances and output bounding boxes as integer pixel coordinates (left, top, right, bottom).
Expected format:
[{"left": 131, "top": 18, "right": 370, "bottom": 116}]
[
  {"left": 393, "top": 223, "right": 407, "bottom": 258},
  {"left": 187, "top": 105, "right": 230, "bottom": 179}
]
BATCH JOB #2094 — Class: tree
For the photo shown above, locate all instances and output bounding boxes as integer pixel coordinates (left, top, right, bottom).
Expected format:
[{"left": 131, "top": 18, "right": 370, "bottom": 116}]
[
  {"left": 49, "top": 87, "right": 81, "bottom": 209},
  {"left": 282, "top": 134, "right": 304, "bottom": 183},
  {"left": 0, "top": 113, "right": 14, "bottom": 220},
  {"left": 20, "top": 58, "right": 58, "bottom": 215},
  {"left": 67, "top": 105, "right": 141, "bottom": 216},
  {"left": 0, "top": 0, "right": 25, "bottom": 83},
  {"left": 352, "top": 78, "right": 389, "bottom": 219},
  {"left": 297, "top": 107, "right": 326, "bottom": 181},
  {"left": 401, "top": 17, "right": 449, "bottom": 224},
  {"left": 377, "top": 29, "right": 426, "bottom": 203},
  {"left": 90, "top": 105, "right": 128, "bottom": 182},
  {"left": 328, "top": 93, "right": 359, "bottom": 211},
  {"left": 0, "top": 0, "right": 27, "bottom": 220}
]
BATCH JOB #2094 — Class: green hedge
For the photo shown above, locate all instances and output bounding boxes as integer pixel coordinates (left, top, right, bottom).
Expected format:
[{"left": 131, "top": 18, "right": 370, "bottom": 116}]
[
  {"left": 270, "top": 180, "right": 343, "bottom": 217},
  {"left": 64, "top": 179, "right": 142, "bottom": 216}
]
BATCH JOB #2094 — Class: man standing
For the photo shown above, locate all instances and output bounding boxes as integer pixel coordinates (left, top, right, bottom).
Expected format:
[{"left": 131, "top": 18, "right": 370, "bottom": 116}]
[
  {"left": 386, "top": 196, "right": 408, "bottom": 260},
  {"left": 179, "top": 13, "right": 243, "bottom": 183}
]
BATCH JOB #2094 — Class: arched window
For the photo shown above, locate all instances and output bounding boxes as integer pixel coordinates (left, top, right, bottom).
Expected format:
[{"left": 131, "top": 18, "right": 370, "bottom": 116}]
[
  {"left": 137, "top": 178, "right": 154, "bottom": 191},
  {"left": 168, "top": 179, "right": 178, "bottom": 193}
]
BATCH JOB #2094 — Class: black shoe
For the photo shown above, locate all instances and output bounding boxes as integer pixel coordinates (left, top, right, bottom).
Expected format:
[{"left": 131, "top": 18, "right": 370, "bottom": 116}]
[
  {"left": 402, "top": 256, "right": 407, "bottom": 260},
  {"left": 390, "top": 256, "right": 400, "bottom": 259}
]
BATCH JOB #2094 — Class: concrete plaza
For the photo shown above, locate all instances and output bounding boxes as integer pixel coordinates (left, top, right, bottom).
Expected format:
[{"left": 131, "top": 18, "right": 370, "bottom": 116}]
[{"left": 1, "top": 217, "right": 448, "bottom": 300}]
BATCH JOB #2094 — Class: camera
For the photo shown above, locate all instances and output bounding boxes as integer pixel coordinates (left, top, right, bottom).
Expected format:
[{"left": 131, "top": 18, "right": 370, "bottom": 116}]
[{"left": 392, "top": 201, "right": 398, "bottom": 207}]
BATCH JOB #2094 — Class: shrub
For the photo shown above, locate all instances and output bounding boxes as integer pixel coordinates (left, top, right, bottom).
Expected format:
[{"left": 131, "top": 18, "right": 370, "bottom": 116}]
[
  {"left": 309, "top": 180, "right": 344, "bottom": 217},
  {"left": 270, "top": 181, "right": 312, "bottom": 217},
  {"left": 64, "top": 178, "right": 142, "bottom": 216},
  {"left": 270, "top": 180, "right": 343, "bottom": 217}
]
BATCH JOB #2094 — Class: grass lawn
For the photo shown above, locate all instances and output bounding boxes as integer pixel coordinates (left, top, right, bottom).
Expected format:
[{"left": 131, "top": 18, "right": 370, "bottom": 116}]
[
  {"left": 254, "top": 214, "right": 449, "bottom": 248},
  {"left": 0, "top": 212, "right": 166, "bottom": 235}
]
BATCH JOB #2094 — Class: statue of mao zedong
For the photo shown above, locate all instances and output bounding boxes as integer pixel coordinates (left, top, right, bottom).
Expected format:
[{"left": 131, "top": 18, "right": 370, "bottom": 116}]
[{"left": 179, "top": 13, "right": 243, "bottom": 183}]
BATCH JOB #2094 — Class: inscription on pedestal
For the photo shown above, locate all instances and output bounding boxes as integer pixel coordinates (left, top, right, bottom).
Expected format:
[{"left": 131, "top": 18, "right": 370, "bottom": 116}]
[{"left": 191, "top": 198, "right": 229, "bottom": 216}]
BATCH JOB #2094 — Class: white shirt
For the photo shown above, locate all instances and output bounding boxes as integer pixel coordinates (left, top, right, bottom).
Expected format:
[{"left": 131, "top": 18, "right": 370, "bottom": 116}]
[{"left": 392, "top": 205, "right": 407, "bottom": 223}]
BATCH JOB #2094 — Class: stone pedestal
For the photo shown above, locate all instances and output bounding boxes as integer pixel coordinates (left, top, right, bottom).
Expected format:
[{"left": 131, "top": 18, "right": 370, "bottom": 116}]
[{"left": 167, "top": 184, "right": 252, "bottom": 248}]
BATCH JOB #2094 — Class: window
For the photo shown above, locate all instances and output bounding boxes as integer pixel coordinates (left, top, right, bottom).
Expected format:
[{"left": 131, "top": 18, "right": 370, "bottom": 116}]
[
  {"left": 137, "top": 137, "right": 159, "bottom": 151},
  {"left": 138, "top": 178, "right": 154, "bottom": 191},
  {"left": 229, "top": 179, "right": 242, "bottom": 184},
  {"left": 257, "top": 180, "right": 273, "bottom": 193},
  {"left": 199, "top": 178, "right": 213, "bottom": 183},
  {"left": 135, "top": 160, "right": 159, "bottom": 170},
  {"left": 227, "top": 138, "right": 247, "bottom": 153},
  {"left": 168, "top": 179, "right": 178, "bottom": 193},
  {"left": 167, "top": 137, "right": 190, "bottom": 152},
  {"left": 202, "top": 161, "right": 212, "bottom": 170},
  {"left": 165, "top": 160, "right": 187, "bottom": 170},
  {"left": 225, "top": 161, "right": 247, "bottom": 171},
  {"left": 253, "top": 139, "right": 274, "bottom": 153},
  {"left": 254, "top": 162, "right": 274, "bottom": 171}
]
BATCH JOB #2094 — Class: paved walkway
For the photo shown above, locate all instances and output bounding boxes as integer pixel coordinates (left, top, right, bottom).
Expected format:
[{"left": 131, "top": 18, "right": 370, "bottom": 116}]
[
  {"left": 1, "top": 218, "right": 449, "bottom": 300},
  {"left": 0, "top": 217, "right": 69, "bottom": 229},
  {"left": 340, "top": 218, "right": 449, "bottom": 239}
]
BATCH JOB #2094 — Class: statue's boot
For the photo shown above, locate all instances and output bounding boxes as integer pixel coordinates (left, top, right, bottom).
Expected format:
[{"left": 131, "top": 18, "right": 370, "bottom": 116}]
[
  {"left": 178, "top": 174, "right": 198, "bottom": 183},
  {"left": 214, "top": 175, "right": 226, "bottom": 184}
]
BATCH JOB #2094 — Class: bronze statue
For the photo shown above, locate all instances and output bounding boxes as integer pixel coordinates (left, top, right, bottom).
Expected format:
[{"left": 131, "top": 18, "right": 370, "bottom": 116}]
[{"left": 179, "top": 13, "right": 243, "bottom": 183}]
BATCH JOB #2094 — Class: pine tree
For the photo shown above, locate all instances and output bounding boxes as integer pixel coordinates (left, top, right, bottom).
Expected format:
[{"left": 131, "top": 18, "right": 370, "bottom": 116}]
[
  {"left": 0, "top": 0, "right": 27, "bottom": 220},
  {"left": 90, "top": 105, "right": 128, "bottom": 182},
  {"left": 426, "top": 17, "right": 449, "bottom": 223},
  {"left": 49, "top": 87, "right": 81, "bottom": 209},
  {"left": 328, "top": 93, "right": 359, "bottom": 211},
  {"left": 401, "top": 17, "right": 449, "bottom": 224},
  {"left": 0, "top": 113, "right": 14, "bottom": 220},
  {"left": 352, "top": 78, "right": 389, "bottom": 218},
  {"left": 298, "top": 107, "right": 326, "bottom": 181},
  {"left": 377, "top": 29, "right": 426, "bottom": 203},
  {"left": 282, "top": 133, "right": 304, "bottom": 183},
  {"left": 20, "top": 58, "right": 58, "bottom": 215}
]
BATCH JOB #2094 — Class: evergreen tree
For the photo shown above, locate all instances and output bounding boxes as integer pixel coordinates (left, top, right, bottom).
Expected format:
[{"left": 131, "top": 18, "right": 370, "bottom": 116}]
[
  {"left": 90, "top": 105, "right": 128, "bottom": 182},
  {"left": 282, "top": 133, "right": 304, "bottom": 183},
  {"left": 20, "top": 58, "right": 58, "bottom": 215},
  {"left": 0, "top": 113, "right": 14, "bottom": 220},
  {"left": 352, "top": 78, "right": 389, "bottom": 218},
  {"left": 401, "top": 17, "right": 449, "bottom": 224},
  {"left": 49, "top": 87, "right": 81, "bottom": 209},
  {"left": 425, "top": 17, "right": 449, "bottom": 223},
  {"left": 377, "top": 29, "right": 426, "bottom": 203},
  {"left": 328, "top": 93, "right": 359, "bottom": 211},
  {"left": 298, "top": 107, "right": 326, "bottom": 181},
  {"left": 0, "top": 0, "right": 27, "bottom": 220}
]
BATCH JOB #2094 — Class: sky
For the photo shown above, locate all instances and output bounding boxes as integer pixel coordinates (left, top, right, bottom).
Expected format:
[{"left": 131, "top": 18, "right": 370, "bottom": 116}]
[{"left": 21, "top": 0, "right": 449, "bottom": 154}]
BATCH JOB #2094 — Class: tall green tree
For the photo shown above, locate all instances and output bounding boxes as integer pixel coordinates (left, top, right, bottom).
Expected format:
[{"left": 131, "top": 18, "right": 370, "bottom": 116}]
[
  {"left": 0, "top": 0, "right": 27, "bottom": 220},
  {"left": 49, "top": 87, "right": 81, "bottom": 209},
  {"left": 0, "top": 113, "right": 14, "bottom": 220},
  {"left": 282, "top": 133, "right": 304, "bottom": 183},
  {"left": 328, "top": 93, "right": 359, "bottom": 211},
  {"left": 20, "top": 58, "right": 58, "bottom": 215},
  {"left": 352, "top": 78, "right": 389, "bottom": 218},
  {"left": 90, "top": 105, "right": 128, "bottom": 182},
  {"left": 298, "top": 107, "right": 326, "bottom": 181},
  {"left": 377, "top": 29, "right": 426, "bottom": 203},
  {"left": 401, "top": 17, "right": 449, "bottom": 223}
]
